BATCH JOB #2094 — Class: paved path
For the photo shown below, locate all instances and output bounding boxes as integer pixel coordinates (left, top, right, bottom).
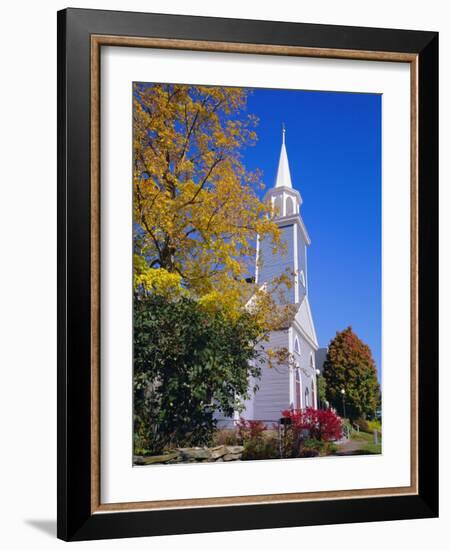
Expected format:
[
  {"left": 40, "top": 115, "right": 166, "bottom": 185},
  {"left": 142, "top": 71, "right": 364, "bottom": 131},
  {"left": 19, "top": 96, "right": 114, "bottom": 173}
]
[{"left": 335, "top": 438, "right": 366, "bottom": 456}]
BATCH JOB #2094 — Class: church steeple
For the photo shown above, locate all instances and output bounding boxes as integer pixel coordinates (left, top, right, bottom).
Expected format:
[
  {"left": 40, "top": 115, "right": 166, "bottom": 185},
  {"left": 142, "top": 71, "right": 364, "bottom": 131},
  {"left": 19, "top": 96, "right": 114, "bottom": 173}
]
[
  {"left": 265, "top": 126, "right": 302, "bottom": 218},
  {"left": 275, "top": 125, "right": 293, "bottom": 189},
  {"left": 256, "top": 126, "right": 311, "bottom": 305}
]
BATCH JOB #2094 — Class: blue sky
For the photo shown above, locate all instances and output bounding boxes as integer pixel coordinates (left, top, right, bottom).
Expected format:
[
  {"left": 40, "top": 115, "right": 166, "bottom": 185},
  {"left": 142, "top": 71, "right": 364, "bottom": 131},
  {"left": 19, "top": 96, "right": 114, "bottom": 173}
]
[{"left": 242, "top": 88, "right": 381, "bottom": 378}]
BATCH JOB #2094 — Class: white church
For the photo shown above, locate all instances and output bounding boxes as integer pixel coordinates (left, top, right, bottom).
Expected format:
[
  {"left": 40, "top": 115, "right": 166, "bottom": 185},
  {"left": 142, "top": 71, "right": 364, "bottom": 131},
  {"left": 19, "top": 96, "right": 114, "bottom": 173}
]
[{"left": 220, "top": 129, "right": 320, "bottom": 424}]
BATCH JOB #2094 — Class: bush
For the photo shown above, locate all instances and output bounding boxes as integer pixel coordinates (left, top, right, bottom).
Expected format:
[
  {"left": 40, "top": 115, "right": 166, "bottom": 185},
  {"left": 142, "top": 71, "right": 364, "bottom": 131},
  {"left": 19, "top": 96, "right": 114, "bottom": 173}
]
[
  {"left": 299, "top": 438, "right": 338, "bottom": 458},
  {"left": 367, "top": 419, "right": 382, "bottom": 433},
  {"left": 236, "top": 418, "right": 279, "bottom": 460},
  {"left": 242, "top": 437, "right": 279, "bottom": 460},
  {"left": 281, "top": 408, "right": 343, "bottom": 442},
  {"left": 354, "top": 418, "right": 369, "bottom": 432},
  {"left": 302, "top": 438, "right": 326, "bottom": 451},
  {"left": 300, "top": 438, "right": 325, "bottom": 457},
  {"left": 354, "top": 418, "right": 381, "bottom": 434},
  {"left": 212, "top": 429, "right": 240, "bottom": 446},
  {"left": 133, "top": 294, "right": 263, "bottom": 455},
  {"left": 280, "top": 408, "right": 342, "bottom": 458},
  {"left": 236, "top": 418, "right": 267, "bottom": 442},
  {"left": 327, "top": 442, "right": 338, "bottom": 455}
]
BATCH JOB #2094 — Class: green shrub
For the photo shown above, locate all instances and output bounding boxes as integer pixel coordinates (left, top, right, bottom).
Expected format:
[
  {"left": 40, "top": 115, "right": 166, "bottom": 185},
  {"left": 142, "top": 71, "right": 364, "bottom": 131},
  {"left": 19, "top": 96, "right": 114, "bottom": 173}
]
[
  {"left": 354, "top": 418, "right": 369, "bottom": 432},
  {"left": 242, "top": 437, "right": 278, "bottom": 460},
  {"left": 327, "top": 442, "right": 338, "bottom": 454},
  {"left": 134, "top": 294, "right": 263, "bottom": 455},
  {"left": 302, "top": 438, "right": 326, "bottom": 452},
  {"left": 354, "top": 418, "right": 381, "bottom": 434},
  {"left": 367, "top": 419, "right": 382, "bottom": 433},
  {"left": 300, "top": 438, "right": 337, "bottom": 457}
]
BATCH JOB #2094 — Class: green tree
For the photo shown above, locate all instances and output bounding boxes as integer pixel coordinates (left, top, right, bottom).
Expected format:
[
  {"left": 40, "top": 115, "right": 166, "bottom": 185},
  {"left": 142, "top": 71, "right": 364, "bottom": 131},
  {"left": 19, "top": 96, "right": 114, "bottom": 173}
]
[
  {"left": 317, "top": 374, "right": 327, "bottom": 408},
  {"left": 323, "top": 327, "right": 380, "bottom": 420},
  {"left": 134, "top": 294, "right": 263, "bottom": 455}
]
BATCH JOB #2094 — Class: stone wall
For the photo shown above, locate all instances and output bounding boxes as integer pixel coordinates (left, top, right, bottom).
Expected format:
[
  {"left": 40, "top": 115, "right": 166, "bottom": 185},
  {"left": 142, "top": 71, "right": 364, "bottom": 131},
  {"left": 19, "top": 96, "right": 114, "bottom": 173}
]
[{"left": 134, "top": 445, "right": 244, "bottom": 465}]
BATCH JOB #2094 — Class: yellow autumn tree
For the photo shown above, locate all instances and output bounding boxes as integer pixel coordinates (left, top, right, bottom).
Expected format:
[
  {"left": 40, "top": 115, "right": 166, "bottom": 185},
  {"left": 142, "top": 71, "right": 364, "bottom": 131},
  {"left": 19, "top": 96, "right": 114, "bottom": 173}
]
[{"left": 133, "top": 83, "right": 284, "bottom": 317}]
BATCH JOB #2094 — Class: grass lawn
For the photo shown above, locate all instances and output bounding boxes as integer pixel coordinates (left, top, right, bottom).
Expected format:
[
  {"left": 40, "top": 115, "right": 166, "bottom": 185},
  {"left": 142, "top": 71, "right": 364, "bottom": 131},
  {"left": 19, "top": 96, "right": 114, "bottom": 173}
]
[{"left": 350, "top": 430, "right": 382, "bottom": 454}]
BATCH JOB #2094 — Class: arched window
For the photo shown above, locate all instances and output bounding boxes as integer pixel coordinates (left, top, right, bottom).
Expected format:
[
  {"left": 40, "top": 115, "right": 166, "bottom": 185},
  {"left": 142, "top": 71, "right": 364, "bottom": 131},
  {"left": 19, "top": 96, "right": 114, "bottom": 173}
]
[
  {"left": 305, "top": 387, "right": 310, "bottom": 408},
  {"left": 294, "top": 336, "right": 301, "bottom": 355},
  {"left": 273, "top": 196, "right": 283, "bottom": 217},
  {"left": 295, "top": 369, "right": 302, "bottom": 410},
  {"left": 285, "top": 196, "right": 294, "bottom": 215}
]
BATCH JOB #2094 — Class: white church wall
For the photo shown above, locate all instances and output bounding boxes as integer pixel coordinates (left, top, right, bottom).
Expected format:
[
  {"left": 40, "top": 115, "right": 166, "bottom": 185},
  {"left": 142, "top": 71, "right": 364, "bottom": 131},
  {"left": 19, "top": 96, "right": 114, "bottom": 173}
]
[
  {"left": 252, "top": 330, "right": 291, "bottom": 422},
  {"left": 297, "top": 227, "right": 307, "bottom": 296},
  {"left": 258, "top": 224, "right": 296, "bottom": 304},
  {"left": 214, "top": 331, "right": 291, "bottom": 426},
  {"left": 294, "top": 329, "right": 317, "bottom": 410}
]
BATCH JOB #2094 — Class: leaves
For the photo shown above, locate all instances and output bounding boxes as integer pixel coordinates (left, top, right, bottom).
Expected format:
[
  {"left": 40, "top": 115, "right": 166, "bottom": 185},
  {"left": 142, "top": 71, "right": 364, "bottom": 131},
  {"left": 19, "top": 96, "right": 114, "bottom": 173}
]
[
  {"left": 323, "top": 327, "right": 380, "bottom": 420},
  {"left": 134, "top": 294, "right": 263, "bottom": 454},
  {"left": 281, "top": 407, "right": 343, "bottom": 442},
  {"left": 133, "top": 83, "right": 280, "bottom": 317}
]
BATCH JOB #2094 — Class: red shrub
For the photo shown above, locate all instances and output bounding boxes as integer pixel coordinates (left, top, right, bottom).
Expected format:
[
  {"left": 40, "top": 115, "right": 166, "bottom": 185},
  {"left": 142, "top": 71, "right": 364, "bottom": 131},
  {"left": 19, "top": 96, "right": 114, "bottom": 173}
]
[
  {"left": 236, "top": 418, "right": 267, "bottom": 441},
  {"left": 281, "top": 408, "right": 343, "bottom": 442}
]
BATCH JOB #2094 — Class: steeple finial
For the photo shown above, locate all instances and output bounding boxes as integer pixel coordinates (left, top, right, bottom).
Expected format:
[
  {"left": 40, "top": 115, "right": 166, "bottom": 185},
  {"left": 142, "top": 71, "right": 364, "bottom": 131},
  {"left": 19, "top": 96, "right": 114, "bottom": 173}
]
[{"left": 282, "top": 123, "right": 286, "bottom": 145}]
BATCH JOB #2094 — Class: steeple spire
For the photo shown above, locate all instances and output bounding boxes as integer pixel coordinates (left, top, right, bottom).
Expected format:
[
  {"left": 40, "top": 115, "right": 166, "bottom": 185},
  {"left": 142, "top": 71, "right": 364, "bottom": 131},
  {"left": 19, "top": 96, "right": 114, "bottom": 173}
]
[{"left": 275, "top": 124, "right": 292, "bottom": 188}]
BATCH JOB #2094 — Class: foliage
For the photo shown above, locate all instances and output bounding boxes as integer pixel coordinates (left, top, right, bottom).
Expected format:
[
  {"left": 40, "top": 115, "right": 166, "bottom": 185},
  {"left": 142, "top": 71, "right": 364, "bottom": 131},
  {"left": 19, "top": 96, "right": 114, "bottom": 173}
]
[
  {"left": 323, "top": 327, "right": 380, "bottom": 420},
  {"left": 134, "top": 257, "right": 185, "bottom": 297},
  {"left": 302, "top": 438, "right": 325, "bottom": 451},
  {"left": 327, "top": 441, "right": 338, "bottom": 455},
  {"left": 281, "top": 407, "right": 343, "bottom": 442},
  {"left": 354, "top": 418, "right": 369, "bottom": 432},
  {"left": 342, "top": 418, "right": 353, "bottom": 439},
  {"left": 212, "top": 429, "right": 240, "bottom": 447},
  {"left": 280, "top": 408, "right": 342, "bottom": 459},
  {"left": 317, "top": 374, "right": 327, "bottom": 406},
  {"left": 350, "top": 430, "right": 382, "bottom": 455},
  {"left": 134, "top": 294, "right": 263, "bottom": 454},
  {"left": 353, "top": 418, "right": 382, "bottom": 435},
  {"left": 298, "top": 439, "right": 338, "bottom": 458},
  {"left": 366, "top": 419, "right": 382, "bottom": 433},
  {"left": 133, "top": 82, "right": 282, "bottom": 319},
  {"left": 235, "top": 418, "right": 278, "bottom": 460},
  {"left": 241, "top": 437, "right": 279, "bottom": 461},
  {"left": 236, "top": 418, "right": 267, "bottom": 442}
]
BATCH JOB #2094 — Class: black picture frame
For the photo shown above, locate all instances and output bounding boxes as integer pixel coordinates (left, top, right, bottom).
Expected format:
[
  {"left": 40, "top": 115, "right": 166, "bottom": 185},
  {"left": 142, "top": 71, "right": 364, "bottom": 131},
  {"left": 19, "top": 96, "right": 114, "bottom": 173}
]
[{"left": 57, "top": 7, "right": 438, "bottom": 541}]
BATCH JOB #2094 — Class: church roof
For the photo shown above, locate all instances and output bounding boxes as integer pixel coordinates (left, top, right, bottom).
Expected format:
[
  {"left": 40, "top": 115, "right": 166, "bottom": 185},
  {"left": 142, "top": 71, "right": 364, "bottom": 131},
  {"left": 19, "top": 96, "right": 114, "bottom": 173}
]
[
  {"left": 293, "top": 295, "right": 319, "bottom": 349},
  {"left": 274, "top": 126, "right": 293, "bottom": 189},
  {"left": 272, "top": 294, "right": 319, "bottom": 350}
]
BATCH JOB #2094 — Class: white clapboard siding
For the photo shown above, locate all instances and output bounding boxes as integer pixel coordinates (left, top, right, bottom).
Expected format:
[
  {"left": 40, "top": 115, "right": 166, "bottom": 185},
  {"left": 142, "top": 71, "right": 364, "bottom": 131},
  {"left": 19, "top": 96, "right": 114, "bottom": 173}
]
[
  {"left": 214, "top": 330, "right": 291, "bottom": 426},
  {"left": 251, "top": 329, "right": 290, "bottom": 422}
]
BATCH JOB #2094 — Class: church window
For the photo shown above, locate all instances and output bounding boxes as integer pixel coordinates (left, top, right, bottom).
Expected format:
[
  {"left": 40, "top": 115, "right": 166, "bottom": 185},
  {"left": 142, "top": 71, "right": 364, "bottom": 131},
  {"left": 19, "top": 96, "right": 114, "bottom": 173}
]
[
  {"left": 294, "top": 336, "right": 301, "bottom": 354},
  {"left": 273, "top": 196, "right": 283, "bottom": 217},
  {"left": 295, "top": 369, "right": 302, "bottom": 410},
  {"left": 305, "top": 387, "right": 310, "bottom": 407},
  {"left": 286, "top": 196, "right": 294, "bottom": 215}
]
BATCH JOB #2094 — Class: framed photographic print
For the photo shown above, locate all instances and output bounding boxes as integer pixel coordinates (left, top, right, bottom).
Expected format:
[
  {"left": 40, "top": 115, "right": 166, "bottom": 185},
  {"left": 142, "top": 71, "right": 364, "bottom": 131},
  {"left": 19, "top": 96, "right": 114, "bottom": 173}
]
[{"left": 57, "top": 8, "right": 439, "bottom": 541}]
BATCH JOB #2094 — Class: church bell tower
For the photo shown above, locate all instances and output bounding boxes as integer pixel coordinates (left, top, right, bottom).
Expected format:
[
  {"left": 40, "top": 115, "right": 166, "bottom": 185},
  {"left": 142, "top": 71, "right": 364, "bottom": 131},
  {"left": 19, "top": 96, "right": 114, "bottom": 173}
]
[{"left": 256, "top": 127, "right": 311, "bottom": 305}]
